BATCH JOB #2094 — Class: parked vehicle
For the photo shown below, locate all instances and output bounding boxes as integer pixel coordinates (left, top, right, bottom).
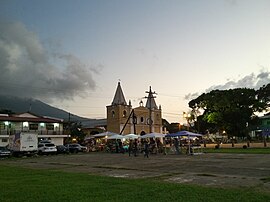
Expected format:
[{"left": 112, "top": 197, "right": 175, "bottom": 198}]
[
  {"left": 38, "top": 142, "right": 57, "bottom": 155},
  {"left": 65, "top": 144, "right": 87, "bottom": 153},
  {"left": 9, "top": 132, "right": 38, "bottom": 157},
  {"left": 56, "top": 145, "right": 69, "bottom": 154},
  {"left": 0, "top": 146, "right": 11, "bottom": 158}
]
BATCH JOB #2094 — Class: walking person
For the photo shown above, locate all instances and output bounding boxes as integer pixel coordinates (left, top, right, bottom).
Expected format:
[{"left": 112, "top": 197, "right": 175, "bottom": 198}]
[
  {"left": 174, "top": 138, "right": 180, "bottom": 154},
  {"left": 133, "top": 139, "right": 138, "bottom": 157},
  {"left": 118, "top": 140, "right": 124, "bottom": 154},
  {"left": 128, "top": 140, "right": 133, "bottom": 157},
  {"left": 115, "top": 140, "right": 119, "bottom": 153},
  {"left": 144, "top": 140, "right": 150, "bottom": 158}
]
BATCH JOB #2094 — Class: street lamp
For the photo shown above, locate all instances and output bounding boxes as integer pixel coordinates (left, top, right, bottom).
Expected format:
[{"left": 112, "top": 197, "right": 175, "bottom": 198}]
[{"left": 183, "top": 112, "right": 191, "bottom": 130}]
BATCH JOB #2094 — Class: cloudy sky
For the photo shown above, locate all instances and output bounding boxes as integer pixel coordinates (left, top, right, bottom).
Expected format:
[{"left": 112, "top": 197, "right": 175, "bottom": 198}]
[{"left": 0, "top": 0, "right": 269, "bottom": 123}]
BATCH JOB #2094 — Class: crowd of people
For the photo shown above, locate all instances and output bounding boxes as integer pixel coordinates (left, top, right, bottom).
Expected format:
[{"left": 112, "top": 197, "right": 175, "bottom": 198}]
[
  {"left": 105, "top": 138, "right": 164, "bottom": 157},
  {"left": 84, "top": 136, "right": 202, "bottom": 156}
]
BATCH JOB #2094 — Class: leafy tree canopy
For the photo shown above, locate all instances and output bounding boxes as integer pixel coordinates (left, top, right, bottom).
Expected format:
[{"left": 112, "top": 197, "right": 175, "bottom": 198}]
[
  {"left": 257, "top": 83, "right": 270, "bottom": 109},
  {"left": 188, "top": 87, "right": 269, "bottom": 137},
  {"left": 69, "top": 122, "right": 86, "bottom": 143}
]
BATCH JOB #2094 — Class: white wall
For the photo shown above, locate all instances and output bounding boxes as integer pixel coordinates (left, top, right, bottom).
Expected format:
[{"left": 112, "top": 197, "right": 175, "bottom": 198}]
[
  {"left": 0, "top": 138, "right": 8, "bottom": 147},
  {"left": 50, "top": 138, "right": 63, "bottom": 145}
]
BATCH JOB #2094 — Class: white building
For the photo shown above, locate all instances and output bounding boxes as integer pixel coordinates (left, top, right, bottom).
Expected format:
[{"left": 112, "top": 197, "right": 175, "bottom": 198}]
[{"left": 0, "top": 112, "right": 69, "bottom": 146}]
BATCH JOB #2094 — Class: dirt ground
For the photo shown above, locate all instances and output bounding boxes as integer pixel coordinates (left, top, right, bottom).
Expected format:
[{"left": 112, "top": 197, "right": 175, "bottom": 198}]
[{"left": 1, "top": 152, "right": 270, "bottom": 192}]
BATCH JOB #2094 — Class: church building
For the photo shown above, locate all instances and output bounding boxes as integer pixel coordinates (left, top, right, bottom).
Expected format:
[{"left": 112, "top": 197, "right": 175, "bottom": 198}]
[{"left": 106, "top": 82, "right": 163, "bottom": 135}]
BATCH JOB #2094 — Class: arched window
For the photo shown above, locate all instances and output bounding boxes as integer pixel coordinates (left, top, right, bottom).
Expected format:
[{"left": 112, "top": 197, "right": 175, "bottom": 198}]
[
  {"left": 112, "top": 111, "right": 115, "bottom": 118},
  {"left": 133, "top": 116, "right": 137, "bottom": 124},
  {"left": 140, "top": 131, "right": 146, "bottom": 136},
  {"left": 123, "top": 110, "right": 127, "bottom": 117},
  {"left": 140, "top": 117, "right": 144, "bottom": 123}
]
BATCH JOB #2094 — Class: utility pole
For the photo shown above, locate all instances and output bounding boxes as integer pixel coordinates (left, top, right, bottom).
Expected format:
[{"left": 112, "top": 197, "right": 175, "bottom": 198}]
[
  {"left": 145, "top": 86, "right": 156, "bottom": 133},
  {"left": 132, "top": 110, "right": 137, "bottom": 134},
  {"left": 119, "top": 109, "right": 136, "bottom": 135}
]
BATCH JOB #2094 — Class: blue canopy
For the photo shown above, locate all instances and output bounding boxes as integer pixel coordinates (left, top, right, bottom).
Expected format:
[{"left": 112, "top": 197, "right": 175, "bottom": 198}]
[
  {"left": 166, "top": 131, "right": 203, "bottom": 155},
  {"left": 165, "top": 130, "right": 203, "bottom": 138}
]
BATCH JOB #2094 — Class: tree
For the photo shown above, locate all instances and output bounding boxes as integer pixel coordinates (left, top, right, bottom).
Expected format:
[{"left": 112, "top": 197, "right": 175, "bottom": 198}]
[
  {"left": 188, "top": 88, "right": 267, "bottom": 138},
  {"left": 69, "top": 122, "right": 86, "bottom": 143},
  {"left": 257, "top": 83, "right": 270, "bottom": 110}
]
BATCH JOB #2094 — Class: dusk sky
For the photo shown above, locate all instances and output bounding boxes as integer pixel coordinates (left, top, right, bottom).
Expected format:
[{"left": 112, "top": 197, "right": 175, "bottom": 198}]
[{"left": 1, "top": 0, "right": 270, "bottom": 123}]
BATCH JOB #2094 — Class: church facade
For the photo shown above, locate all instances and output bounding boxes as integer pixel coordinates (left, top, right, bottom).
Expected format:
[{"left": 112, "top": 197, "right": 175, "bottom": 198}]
[{"left": 106, "top": 82, "right": 163, "bottom": 135}]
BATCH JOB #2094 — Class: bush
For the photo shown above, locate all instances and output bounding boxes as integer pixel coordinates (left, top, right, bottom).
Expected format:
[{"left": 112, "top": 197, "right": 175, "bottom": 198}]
[{"left": 243, "top": 145, "right": 247, "bottom": 149}]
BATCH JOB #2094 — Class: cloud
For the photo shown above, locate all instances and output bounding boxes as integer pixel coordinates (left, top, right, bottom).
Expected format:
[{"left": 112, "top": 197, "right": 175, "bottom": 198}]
[
  {"left": 185, "top": 70, "right": 270, "bottom": 100},
  {"left": 184, "top": 92, "right": 200, "bottom": 100},
  {"left": 0, "top": 20, "right": 100, "bottom": 101},
  {"left": 207, "top": 70, "right": 270, "bottom": 91}
]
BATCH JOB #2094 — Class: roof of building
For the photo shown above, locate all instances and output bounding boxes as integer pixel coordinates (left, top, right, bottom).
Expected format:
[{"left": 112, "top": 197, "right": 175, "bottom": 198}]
[
  {"left": 145, "top": 86, "right": 158, "bottom": 109},
  {"left": 111, "top": 82, "right": 127, "bottom": 106},
  {"left": 0, "top": 112, "right": 63, "bottom": 123},
  {"left": 261, "top": 114, "right": 270, "bottom": 119}
]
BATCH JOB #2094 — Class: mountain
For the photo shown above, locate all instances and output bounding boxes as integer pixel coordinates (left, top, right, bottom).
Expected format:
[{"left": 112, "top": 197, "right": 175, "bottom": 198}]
[{"left": 0, "top": 96, "right": 106, "bottom": 127}]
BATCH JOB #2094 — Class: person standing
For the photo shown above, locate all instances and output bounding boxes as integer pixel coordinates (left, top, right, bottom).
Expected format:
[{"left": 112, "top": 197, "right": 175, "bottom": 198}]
[
  {"left": 144, "top": 140, "right": 150, "bottom": 158},
  {"left": 128, "top": 140, "right": 133, "bottom": 156},
  {"left": 133, "top": 139, "right": 138, "bottom": 157},
  {"left": 115, "top": 140, "right": 119, "bottom": 153},
  {"left": 174, "top": 138, "right": 180, "bottom": 154}
]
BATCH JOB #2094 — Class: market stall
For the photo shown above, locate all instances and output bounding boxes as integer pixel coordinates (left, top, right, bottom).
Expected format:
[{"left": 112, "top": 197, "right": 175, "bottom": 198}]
[{"left": 166, "top": 131, "right": 203, "bottom": 155}]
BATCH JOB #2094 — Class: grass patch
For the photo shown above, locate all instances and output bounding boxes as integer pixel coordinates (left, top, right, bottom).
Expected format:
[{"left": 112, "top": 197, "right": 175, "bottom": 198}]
[
  {"left": 204, "top": 148, "right": 270, "bottom": 154},
  {"left": 0, "top": 165, "right": 269, "bottom": 202}
]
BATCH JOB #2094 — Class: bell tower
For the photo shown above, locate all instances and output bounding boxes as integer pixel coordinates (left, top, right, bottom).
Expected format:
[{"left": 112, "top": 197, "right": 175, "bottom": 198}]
[{"left": 106, "top": 82, "right": 132, "bottom": 134}]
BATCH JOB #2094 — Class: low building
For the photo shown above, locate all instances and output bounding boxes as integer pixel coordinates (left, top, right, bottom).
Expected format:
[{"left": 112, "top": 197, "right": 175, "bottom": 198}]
[
  {"left": 260, "top": 113, "right": 270, "bottom": 137},
  {"left": 0, "top": 112, "right": 69, "bottom": 146}
]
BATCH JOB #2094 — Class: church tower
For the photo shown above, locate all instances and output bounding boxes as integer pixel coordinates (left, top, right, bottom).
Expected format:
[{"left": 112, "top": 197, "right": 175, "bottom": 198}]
[
  {"left": 106, "top": 82, "right": 132, "bottom": 134},
  {"left": 133, "top": 86, "right": 162, "bottom": 135}
]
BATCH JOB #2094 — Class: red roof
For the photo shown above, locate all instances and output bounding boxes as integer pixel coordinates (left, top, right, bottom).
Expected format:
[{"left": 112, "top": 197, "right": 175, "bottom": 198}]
[{"left": 0, "top": 113, "right": 63, "bottom": 123}]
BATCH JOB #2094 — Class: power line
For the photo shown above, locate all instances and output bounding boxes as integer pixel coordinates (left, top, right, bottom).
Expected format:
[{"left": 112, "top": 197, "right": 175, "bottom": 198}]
[
  {"left": 57, "top": 106, "right": 104, "bottom": 109},
  {"left": 158, "top": 93, "right": 186, "bottom": 98}
]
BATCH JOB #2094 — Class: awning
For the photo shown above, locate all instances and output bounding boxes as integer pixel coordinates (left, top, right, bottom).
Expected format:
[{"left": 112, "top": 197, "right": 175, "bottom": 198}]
[
  {"left": 92, "top": 131, "right": 119, "bottom": 138},
  {"left": 165, "top": 130, "right": 202, "bottom": 138},
  {"left": 140, "top": 132, "right": 166, "bottom": 139}
]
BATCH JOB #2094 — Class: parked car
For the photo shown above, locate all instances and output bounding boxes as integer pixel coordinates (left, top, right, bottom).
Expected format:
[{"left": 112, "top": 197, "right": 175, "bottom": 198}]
[
  {"left": 65, "top": 144, "right": 87, "bottom": 153},
  {"left": 56, "top": 145, "right": 69, "bottom": 154},
  {"left": 0, "top": 146, "right": 11, "bottom": 158},
  {"left": 38, "top": 142, "right": 57, "bottom": 155}
]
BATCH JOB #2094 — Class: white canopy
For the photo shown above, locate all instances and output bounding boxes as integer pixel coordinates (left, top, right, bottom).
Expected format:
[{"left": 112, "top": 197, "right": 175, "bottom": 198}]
[
  {"left": 140, "top": 132, "right": 166, "bottom": 139},
  {"left": 107, "top": 134, "right": 125, "bottom": 139},
  {"left": 124, "top": 134, "right": 139, "bottom": 139},
  {"left": 92, "top": 131, "right": 119, "bottom": 138}
]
